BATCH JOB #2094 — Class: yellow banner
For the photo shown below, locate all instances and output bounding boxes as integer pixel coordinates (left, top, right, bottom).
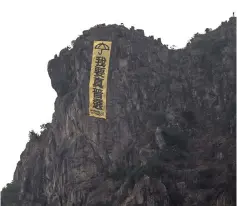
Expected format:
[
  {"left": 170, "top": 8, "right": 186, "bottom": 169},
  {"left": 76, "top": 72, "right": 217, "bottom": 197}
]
[{"left": 89, "top": 41, "right": 112, "bottom": 119}]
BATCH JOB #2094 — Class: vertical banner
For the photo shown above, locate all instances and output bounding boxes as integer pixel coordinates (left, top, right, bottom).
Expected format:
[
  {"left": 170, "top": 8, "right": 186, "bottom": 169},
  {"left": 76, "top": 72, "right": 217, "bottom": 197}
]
[{"left": 89, "top": 41, "right": 112, "bottom": 119}]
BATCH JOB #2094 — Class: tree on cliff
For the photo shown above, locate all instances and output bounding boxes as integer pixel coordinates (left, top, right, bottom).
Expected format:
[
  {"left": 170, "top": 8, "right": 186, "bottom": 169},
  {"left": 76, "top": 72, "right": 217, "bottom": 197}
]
[{"left": 1, "top": 181, "right": 21, "bottom": 206}]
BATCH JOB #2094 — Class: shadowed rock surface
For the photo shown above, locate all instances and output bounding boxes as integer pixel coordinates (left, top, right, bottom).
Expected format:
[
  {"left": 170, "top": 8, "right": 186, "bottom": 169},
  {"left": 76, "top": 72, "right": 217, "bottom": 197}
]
[{"left": 1, "top": 17, "right": 236, "bottom": 206}]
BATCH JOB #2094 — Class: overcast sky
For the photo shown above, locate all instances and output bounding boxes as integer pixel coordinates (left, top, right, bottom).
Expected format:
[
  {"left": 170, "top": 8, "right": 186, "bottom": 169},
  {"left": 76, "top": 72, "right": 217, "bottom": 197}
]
[{"left": 0, "top": 0, "right": 235, "bottom": 190}]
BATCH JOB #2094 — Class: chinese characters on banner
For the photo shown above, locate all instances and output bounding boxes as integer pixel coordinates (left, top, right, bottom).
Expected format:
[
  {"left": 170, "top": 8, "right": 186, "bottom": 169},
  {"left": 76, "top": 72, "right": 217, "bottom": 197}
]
[{"left": 89, "top": 41, "right": 112, "bottom": 119}]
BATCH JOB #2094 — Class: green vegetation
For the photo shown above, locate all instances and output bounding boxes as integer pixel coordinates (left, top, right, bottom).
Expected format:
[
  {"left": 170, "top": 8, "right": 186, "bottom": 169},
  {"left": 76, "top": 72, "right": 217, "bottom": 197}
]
[
  {"left": 1, "top": 180, "right": 21, "bottom": 206},
  {"left": 40, "top": 122, "right": 51, "bottom": 135},
  {"left": 109, "top": 153, "right": 173, "bottom": 183},
  {"left": 161, "top": 127, "right": 189, "bottom": 151},
  {"left": 205, "top": 28, "right": 212, "bottom": 33},
  {"left": 28, "top": 123, "right": 51, "bottom": 141},
  {"left": 28, "top": 130, "right": 39, "bottom": 141}
]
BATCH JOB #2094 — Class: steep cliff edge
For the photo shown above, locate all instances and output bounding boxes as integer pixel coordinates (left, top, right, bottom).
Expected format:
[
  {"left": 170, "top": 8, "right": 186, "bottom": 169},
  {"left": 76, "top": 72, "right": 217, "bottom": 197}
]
[{"left": 1, "top": 17, "right": 236, "bottom": 206}]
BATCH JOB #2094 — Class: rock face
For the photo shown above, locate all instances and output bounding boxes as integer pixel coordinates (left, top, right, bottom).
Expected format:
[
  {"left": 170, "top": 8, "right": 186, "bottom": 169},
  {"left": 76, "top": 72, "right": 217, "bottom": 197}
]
[{"left": 1, "top": 18, "right": 236, "bottom": 206}]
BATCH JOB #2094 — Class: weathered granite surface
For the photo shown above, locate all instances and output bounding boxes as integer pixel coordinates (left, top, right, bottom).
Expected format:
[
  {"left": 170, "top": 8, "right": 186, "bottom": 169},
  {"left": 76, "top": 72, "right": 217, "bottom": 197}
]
[{"left": 2, "top": 17, "right": 236, "bottom": 206}]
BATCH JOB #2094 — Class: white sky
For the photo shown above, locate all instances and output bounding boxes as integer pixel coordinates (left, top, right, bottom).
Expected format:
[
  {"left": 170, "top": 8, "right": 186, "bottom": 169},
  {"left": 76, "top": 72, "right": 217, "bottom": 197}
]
[{"left": 0, "top": 0, "right": 236, "bottom": 190}]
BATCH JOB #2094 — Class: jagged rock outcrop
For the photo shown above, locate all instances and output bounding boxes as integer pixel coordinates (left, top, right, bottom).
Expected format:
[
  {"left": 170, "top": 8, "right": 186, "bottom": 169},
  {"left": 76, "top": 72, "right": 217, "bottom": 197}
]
[{"left": 2, "top": 17, "right": 236, "bottom": 206}]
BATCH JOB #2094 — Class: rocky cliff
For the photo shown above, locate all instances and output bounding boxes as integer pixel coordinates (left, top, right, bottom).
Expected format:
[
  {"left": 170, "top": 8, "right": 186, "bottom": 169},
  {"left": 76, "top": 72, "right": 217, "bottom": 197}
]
[{"left": 1, "top": 17, "right": 236, "bottom": 206}]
